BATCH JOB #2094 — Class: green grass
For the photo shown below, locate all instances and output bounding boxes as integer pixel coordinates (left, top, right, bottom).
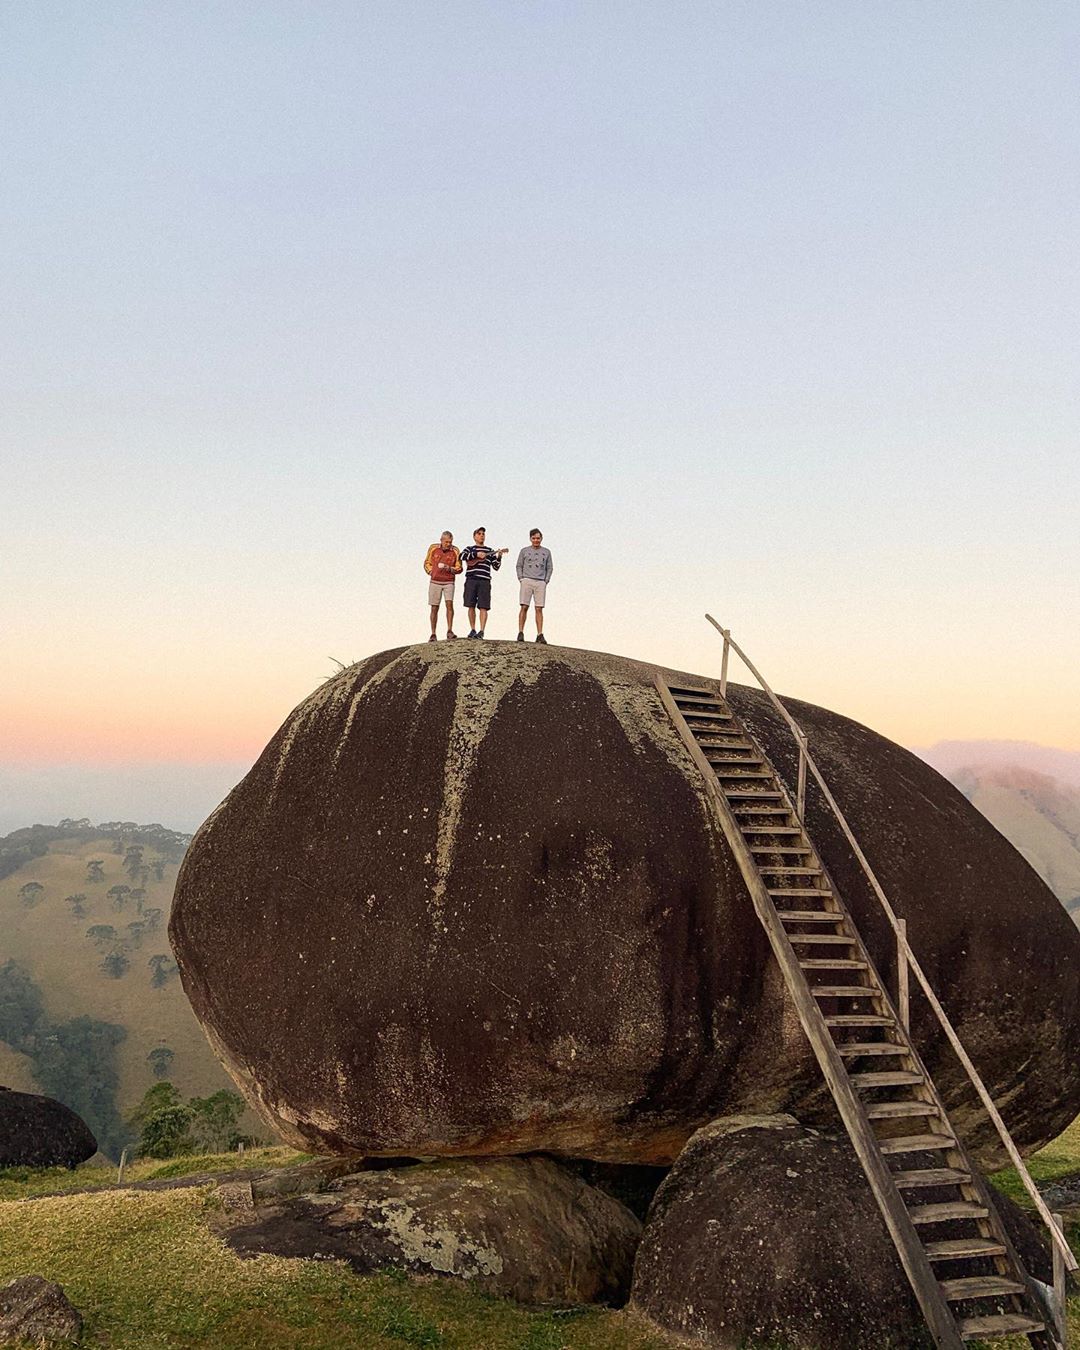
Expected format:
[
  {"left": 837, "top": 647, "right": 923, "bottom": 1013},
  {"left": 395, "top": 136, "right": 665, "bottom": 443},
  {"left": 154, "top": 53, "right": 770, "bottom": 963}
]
[
  {"left": 0, "top": 1161, "right": 670, "bottom": 1349},
  {"left": 0, "top": 1147, "right": 310, "bottom": 1201},
  {"left": 990, "top": 1115, "right": 1080, "bottom": 1206}
]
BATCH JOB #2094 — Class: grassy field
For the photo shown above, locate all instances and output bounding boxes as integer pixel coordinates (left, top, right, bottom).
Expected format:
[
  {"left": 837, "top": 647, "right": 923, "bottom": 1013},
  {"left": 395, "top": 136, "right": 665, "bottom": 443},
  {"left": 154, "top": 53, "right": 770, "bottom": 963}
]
[
  {"left": 0, "top": 1125, "right": 1077, "bottom": 1350},
  {"left": 0, "top": 1151, "right": 672, "bottom": 1350}
]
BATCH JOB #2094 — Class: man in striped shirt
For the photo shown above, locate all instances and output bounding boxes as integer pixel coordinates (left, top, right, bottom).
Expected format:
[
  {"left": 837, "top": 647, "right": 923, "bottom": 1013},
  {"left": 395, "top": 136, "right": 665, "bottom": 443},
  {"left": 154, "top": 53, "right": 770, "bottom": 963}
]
[{"left": 459, "top": 527, "right": 508, "bottom": 639}]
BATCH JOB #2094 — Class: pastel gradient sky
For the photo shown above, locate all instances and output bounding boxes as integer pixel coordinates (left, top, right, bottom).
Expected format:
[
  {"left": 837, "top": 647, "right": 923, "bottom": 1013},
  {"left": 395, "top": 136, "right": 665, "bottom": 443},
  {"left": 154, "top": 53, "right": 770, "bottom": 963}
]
[{"left": 3, "top": 3, "right": 1078, "bottom": 830}]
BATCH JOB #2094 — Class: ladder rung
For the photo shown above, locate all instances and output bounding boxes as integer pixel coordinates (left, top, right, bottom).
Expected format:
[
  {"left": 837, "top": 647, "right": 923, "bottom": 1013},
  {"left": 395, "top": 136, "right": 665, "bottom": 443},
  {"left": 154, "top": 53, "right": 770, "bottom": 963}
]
[
  {"left": 732, "top": 803, "right": 790, "bottom": 814},
  {"left": 940, "top": 1275, "right": 1026, "bottom": 1301},
  {"left": 926, "top": 1238, "right": 1006, "bottom": 1262},
  {"left": 811, "top": 985, "right": 878, "bottom": 998},
  {"left": 799, "top": 959, "right": 867, "bottom": 970},
  {"left": 784, "top": 934, "right": 855, "bottom": 945},
  {"left": 683, "top": 710, "right": 732, "bottom": 721},
  {"left": 713, "top": 768, "right": 774, "bottom": 779},
  {"left": 768, "top": 887, "right": 832, "bottom": 897},
  {"left": 670, "top": 688, "right": 720, "bottom": 701},
  {"left": 838, "top": 1043, "right": 907, "bottom": 1057},
  {"left": 726, "top": 789, "right": 784, "bottom": 799},
  {"left": 865, "top": 1101, "right": 939, "bottom": 1120},
  {"left": 826, "top": 1014, "right": 893, "bottom": 1027},
  {"left": 775, "top": 910, "right": 841, "bottom": 921},
  {"left": 759, "top": 866, "right": 821, "bottom": 875},
  {"left": 705, "top": 753, "right": 761, "bottom": 764},
  {"left": 743, "top": 826, "right": 803, "bottom": 835},
  {"left": 892, "top": 1167, "right": 970, "bottom": 1189},
  {"left": 750, "top": 845, "right": 813, "bottom": 855},
  {"left": 909, "top": 1200, "right": 988, "bottom": 1224},
  {"left": 958, "top": 1314, "right": 1044, "bottom": 1340},
  {"left": 850, "top": 1070, "right": 924, "bottom": 1088},
  {"left": 878, "top": 1133, "right": 956, "bottom": 1155}
]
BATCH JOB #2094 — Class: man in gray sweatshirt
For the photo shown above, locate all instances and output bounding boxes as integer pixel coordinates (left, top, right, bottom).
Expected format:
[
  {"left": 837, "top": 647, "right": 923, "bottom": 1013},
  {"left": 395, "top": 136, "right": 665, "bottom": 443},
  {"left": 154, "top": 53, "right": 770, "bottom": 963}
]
[{"left": 516, "top": 528, "right": 553, "bottom": 643}]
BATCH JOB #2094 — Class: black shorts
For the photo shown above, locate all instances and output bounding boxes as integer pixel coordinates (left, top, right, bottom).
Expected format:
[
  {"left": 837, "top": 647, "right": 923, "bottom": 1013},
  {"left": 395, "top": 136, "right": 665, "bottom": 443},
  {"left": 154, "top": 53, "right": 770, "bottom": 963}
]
[{"left": 463, "top": 575, "right": 491, "bottom": 610}]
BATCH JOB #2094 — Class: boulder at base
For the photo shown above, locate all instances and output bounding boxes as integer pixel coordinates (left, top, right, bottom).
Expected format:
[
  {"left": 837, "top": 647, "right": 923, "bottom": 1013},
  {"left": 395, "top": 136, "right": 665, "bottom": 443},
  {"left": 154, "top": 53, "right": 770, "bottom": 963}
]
[
  {"left": 225, "top": 1155, "right": 642, "bottom": 1305},
  {"left": 169, "top": 643, "right": 1080, "bottom": 1164},
  {"left": 0, "top": 1276, "right": 82, "bottom": 1345},
  {"left": 0, "top": 1086, "right": 96, "bottom": 1169},
  {"left": 630, "top": 1115, "right": 1051, "bottom": 1350}
]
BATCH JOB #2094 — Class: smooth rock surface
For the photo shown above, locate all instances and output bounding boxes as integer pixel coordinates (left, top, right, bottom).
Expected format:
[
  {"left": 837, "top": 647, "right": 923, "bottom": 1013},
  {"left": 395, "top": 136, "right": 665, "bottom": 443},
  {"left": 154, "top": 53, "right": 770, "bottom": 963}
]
[
  {"left": 0, "top": 1276, "right": 82, "bottom": 1345},
  {"left": 170, "top": 643, "right": 1080, "bottom": 1164},
  {"left": 0, "top": 1086, "right": 96, "bottom": 1169},
  {"left": 225, "top": 1155, "right": 642, "bottom": 1305}
]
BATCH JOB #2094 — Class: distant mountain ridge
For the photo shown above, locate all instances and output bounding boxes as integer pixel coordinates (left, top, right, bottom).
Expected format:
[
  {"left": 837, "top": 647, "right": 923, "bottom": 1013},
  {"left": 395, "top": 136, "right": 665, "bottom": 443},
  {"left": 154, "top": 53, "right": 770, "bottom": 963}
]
[
  {"left": 917, "top": 745, "right": 1080, "bottom": 925},
  {"left": 921, "top": 739, "right": 1080, "bottom": 788}
]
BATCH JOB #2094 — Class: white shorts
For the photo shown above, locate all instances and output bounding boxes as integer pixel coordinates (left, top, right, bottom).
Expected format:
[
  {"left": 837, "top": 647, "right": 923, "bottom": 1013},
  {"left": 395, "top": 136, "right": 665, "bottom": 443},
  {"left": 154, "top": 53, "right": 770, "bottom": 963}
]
[
  {"left": 428, "top": 581, "right": 455, "bottom": 606},
  {"left": 519, "top": 578, "right": 547, "bottom": 608}
]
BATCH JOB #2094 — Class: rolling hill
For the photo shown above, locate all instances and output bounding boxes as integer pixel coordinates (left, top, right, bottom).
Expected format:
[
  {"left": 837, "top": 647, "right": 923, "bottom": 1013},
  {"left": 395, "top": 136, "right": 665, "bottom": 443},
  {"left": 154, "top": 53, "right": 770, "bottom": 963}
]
[
  {"left": 0, "top": 821, "right": 236, "bottom": 1154},
  {"left": 918, "top": 746, "right": 1080, "bottom": 925}
]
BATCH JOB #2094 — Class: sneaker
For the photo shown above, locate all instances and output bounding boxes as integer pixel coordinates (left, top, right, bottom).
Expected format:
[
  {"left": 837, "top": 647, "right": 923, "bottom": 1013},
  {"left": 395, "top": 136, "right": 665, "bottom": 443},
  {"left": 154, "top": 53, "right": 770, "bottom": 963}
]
[
  {"left": 477, "top": 630, "right": 485, "bottom": 639},
  {"left": 467, "top": 629, "right": 477, "bottom": 639},
  {"left": 535, "top": 634, "right": 547, "bottom": 644},
  {"left": 427, "top": 634, "right": 437, "bottom": 643},
  {"left": 516, "top": 632, "right": 525, "bottom": 642},
  {"left": 446, "top": 631, "right": 457, "bottom": 640}
]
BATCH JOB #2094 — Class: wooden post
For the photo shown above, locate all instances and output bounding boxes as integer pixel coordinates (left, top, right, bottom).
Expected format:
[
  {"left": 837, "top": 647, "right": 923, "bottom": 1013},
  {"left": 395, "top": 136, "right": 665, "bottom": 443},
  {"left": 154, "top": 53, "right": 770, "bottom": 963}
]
[
  {"left": 719, "top": 629, "right": 731, "bottom": 697},
  {"left": 898, "top": 918, "right": 910, "bottom": 1033},
  {"left": 796, "top": 729, "right": 808, "bottom": 819},
  {"left": 238, "top": 1140, "right": 245, "bottom": 1155},
  {"left": 1053, "top": 1212, "right": 1069, "bottom": 1347},
  {"left": 116, "top": 1147, "right": 128, "bottom": 1185}
]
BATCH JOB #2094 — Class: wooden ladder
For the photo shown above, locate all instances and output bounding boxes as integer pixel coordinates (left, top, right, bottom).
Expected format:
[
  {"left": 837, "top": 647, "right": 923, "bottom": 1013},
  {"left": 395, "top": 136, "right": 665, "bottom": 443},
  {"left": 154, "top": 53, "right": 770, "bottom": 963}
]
[{"left": 657, "top": 676, "right": 1063, "bottom": 1350}]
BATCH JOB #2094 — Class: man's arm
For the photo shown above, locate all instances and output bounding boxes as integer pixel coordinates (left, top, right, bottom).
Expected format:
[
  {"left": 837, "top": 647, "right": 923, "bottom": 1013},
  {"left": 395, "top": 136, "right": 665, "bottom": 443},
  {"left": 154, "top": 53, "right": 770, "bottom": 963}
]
[
  {"left": 424, "top": 544, "right": 435, "bottom": 576},
  {"left": 490, "top": 552, "right": 502, "bottom": 571},
  {"left": 544, "top": 550, "right": 553, "bottom": 582},
  {"left": 516, "top": 548, "right": 525, "bottom": 580},
  {"left": 452, "top": 548, "right": 463, "bottom": 575}
]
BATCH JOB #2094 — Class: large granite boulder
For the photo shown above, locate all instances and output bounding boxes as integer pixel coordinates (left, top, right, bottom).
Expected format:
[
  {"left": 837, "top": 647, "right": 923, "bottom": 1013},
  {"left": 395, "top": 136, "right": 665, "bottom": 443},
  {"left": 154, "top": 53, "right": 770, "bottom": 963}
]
[
  {"left": 170, "top": 643, "right": 1080, "bottom": 1164},
  {"left": 0, "top": 1086, "right": 96, "bottom": 1169},
  {"left": 630, "top": 1115, "right": 1051, "bottom": 1349},
  {"left": 225, "top": 1155, "right": 642, "bottom": 1305}
]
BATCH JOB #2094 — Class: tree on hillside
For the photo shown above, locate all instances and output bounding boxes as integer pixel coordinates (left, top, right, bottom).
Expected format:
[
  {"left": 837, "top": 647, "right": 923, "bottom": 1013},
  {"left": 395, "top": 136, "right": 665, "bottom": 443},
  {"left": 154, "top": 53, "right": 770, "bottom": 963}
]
[
  {"left": 123, "top": 845, "right": 144, "bottom": 881},
  {"left": 151, "top": 859, "right": 167, "bottom": 882},
  {"left": 87, "top": 924, "right": 117, "bottom": 951},
  {"left": 0, "top": 960, "right": 47, "bottom": 1052},
  {"left": 86, "top": 859, "right": 106, "bottom": 884},
  {"left": 64, "top": 893, "right": 88, "bottom": 919},
  {"left": 147, "top": 1046, "right": 175, "bottom": 1079},
  {"left": 101, "top": 949, "right": 130, "bottom": 979},
  {"left": 127, "top": 1081, "right": 246, "bottom": 1158},
  {"left": 18, "top": 881, "right": 44, "bottom": 907},
  {"left": 148, "top": 954, "right": 178, "bottom": 989},
  {"left": 189, "top": 1090, "right": 246, "bottom": 1153},
  {"left": 142, "top": 907, "right": 164, "bottom": 932},
  {"left": 129, "top": 887, "right": 147, "bottom": 914},
  {"left": 125, "top": 921, "right": 146, "bottom": 946},
  {"left": 107, "top": 883, "right": 132, "bottom": 912},
  {"left": 33, "top": 1013, "right": 129, "bottom": 1158}
]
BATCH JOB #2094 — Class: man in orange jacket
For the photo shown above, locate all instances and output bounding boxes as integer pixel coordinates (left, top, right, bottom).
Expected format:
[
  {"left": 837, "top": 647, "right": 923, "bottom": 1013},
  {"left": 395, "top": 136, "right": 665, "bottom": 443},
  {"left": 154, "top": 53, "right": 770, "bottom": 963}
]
[{"left": 424, "top": 531, "right": 462, "bottom": 641}]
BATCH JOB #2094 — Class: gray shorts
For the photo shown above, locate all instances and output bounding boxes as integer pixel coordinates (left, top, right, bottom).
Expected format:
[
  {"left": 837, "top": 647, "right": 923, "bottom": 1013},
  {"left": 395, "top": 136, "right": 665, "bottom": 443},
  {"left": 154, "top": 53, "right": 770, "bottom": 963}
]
[
  {"left": 428, "top": 581, "right": 455, "bottom": 606},
  {"left": 519, "top": 578, "right": 547, "bottom": 608}
]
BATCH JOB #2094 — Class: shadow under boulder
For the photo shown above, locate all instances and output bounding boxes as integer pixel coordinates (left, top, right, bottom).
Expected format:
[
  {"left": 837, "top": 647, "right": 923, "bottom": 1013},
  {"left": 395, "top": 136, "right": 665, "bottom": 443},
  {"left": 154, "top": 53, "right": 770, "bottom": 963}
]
[
  {"left": 631, "top": 1115, "right": 1053, "bottom": 1350},
  {"left": 225, "top": 1154, "right": 642, "bottom": 1306},
  {"left": 0, "top": 1086, "right": 96, "bottom": 1169}
]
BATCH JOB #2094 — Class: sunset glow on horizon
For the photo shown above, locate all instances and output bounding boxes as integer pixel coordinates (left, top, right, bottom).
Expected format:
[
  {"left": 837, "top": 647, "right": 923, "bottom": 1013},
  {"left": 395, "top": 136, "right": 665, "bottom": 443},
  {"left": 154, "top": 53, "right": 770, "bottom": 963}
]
[{"left": 3, "top": 4, "right": 1078, "bottom": 825}]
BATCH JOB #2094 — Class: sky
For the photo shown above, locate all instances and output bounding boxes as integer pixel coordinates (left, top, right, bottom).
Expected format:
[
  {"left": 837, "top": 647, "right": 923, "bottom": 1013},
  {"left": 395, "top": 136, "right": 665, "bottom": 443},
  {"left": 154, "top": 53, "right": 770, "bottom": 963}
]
[{"left": 2, "top": 2, "right": 1078, "bottom": 832}]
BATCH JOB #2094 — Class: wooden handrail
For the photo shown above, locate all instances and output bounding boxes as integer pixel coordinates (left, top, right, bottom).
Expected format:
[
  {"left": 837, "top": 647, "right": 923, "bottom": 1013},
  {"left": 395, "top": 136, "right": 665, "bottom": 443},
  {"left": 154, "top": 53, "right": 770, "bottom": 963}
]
[{"left": 704, "top": 614, "right": 1078, "bottom": 1274}]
